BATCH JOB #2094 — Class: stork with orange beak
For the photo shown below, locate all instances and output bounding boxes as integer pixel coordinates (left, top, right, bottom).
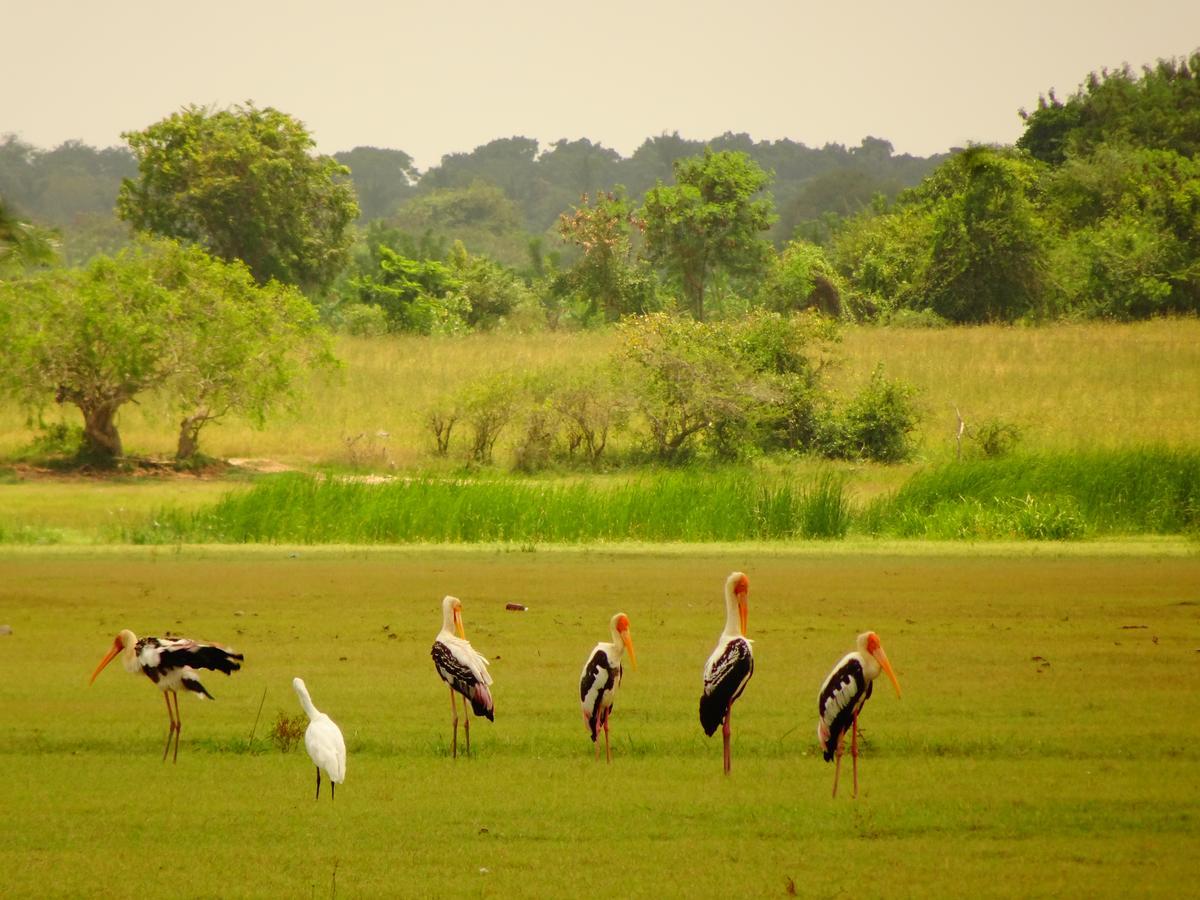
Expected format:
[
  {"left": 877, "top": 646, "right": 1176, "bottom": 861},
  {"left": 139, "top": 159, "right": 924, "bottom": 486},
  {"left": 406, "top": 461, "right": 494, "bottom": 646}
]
[
  {"left": 89, "top": 629, "right": 244, "bottom": 763},
  {"left": 431, "top": 596, "right": 494, "bottom": 758},
  {"left": 817, "top": 631, "right": 901, "bottom": 798},
  {"left": 700, "top": 572, "right": 753, "bottom": 775},
  {"left": 579, "top": 612, "right": 637, "bottom": 762}
]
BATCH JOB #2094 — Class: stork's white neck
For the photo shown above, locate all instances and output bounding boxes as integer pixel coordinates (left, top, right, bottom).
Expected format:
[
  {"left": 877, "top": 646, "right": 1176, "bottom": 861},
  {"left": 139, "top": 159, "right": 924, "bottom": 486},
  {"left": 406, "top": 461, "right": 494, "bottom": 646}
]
[
  {"left": 293, "top": 678, "right": 319, "bottom": 719},
  {"left": 441, "top": 596, "right": 459, "bottom": 636},
  {"left": 723, "top": 586, "right": 742, "bottom": 638}
]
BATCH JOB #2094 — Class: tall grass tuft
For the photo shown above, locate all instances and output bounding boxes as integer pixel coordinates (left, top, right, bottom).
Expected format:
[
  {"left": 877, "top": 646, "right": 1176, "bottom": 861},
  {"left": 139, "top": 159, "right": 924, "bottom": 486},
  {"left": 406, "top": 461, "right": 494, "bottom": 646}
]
[
  {"left": 126, "top": 469, "right": 855, "bottom": 544},
  {"left": 864, "top": 448, "right": 1200, "bottom": 539}
]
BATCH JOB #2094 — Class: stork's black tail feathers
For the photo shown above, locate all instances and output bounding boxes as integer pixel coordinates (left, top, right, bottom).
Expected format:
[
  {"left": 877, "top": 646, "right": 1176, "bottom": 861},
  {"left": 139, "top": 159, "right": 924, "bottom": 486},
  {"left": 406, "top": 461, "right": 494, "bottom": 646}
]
[
  {"left": 189, "top": 644, "right": 244, "bottom": 675},
  {"left": 699, "top": 693, "right": 725, "bottom": 737}
]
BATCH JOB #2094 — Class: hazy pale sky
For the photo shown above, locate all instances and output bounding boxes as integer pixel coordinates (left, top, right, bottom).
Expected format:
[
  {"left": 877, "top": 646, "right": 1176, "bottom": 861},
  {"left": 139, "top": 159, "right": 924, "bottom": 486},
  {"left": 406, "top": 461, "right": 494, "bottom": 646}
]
[{"left": 4, "top": 0, "right": 1198, "bottom": 171}]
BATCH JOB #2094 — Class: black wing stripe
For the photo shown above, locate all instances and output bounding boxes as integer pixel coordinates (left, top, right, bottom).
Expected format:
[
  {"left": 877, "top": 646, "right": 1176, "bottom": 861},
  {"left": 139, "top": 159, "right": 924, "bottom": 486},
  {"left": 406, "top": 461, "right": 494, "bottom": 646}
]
[
  {"left": 818, "top": 658, "right": 868, "bottom": 761},
  {"left": 699, "top": 640, "right": 754, "bottom": 736}
]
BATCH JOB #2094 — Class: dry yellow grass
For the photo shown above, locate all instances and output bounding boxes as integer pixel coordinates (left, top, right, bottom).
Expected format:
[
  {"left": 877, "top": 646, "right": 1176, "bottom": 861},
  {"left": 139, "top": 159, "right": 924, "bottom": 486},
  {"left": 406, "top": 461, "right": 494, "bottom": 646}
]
[{"left": 1, "top": 319, "right": 1196, "bottom": 467}]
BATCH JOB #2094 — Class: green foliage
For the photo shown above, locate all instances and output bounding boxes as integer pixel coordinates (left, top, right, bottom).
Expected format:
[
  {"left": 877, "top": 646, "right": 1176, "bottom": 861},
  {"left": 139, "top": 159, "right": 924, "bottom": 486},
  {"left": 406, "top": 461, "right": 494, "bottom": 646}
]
[
  {"left": 967, "top": 418, "right": 1023, "bottom": 459},
  {"left": 333, "top": 146, "right": 419, "bottom": 220},
  {"left": 820, "top": 365, "right": 919, "bottom": 463},
  {"left": 447, "top": 241, "right": 543, "bottom": 331},
  {"left": 640, "top": 149, "right": 775, "bottom": 320},
  {"left": 758, "top": 240, "right": 843, "bottom": 316},
  {"left": 1019, "top": 51, "right": 1200, "bottom": 163},
  {"left": 117, "top": 103, "right": 359, "bottom": 292},
  {"left": 0, "top": 196, "right": 59, "bottom": 274},
  {"left": 0, "top": 239, "right": 334, "bottom": 463},
  {"left": 350, "top": 246, "right": 467, "bottom": 334},
  {"left": 922, "top": 147, "right": 1051, "bottom": 322},
  {"left": 555, "top": 190, "right": 659, "bottom": 323}
]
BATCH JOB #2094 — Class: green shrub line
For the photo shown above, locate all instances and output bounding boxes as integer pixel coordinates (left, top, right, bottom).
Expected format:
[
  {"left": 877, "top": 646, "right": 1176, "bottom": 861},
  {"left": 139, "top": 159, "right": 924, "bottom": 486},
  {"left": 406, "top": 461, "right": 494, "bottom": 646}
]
[{"left": 112, "top": 447, "right": 1200, "bottom": 545}]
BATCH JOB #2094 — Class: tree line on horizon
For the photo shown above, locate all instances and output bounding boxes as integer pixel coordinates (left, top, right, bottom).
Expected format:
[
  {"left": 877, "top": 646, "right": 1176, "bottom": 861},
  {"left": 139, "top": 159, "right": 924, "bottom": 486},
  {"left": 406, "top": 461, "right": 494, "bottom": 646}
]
[{"left": 1, "top": 48, "right": 1198, "bottom": 468}]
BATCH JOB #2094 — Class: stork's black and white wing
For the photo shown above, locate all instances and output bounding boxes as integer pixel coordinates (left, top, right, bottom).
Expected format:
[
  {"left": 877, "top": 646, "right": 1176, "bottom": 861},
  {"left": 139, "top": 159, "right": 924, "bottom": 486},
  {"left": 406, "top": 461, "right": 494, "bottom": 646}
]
[
  {"left": 699, "top": 637, "right": 754, "bottom": 736},
  {"left": 580, "top": 647, "right": 621, "bottom": 740},
  {"left": 135, "top": 636, "right": 244, "bottom": 697},
  {"left": 817, "top": 654, "right": 871, "bottom": 761},
  {"left": 432, "top": 638, "right": 495, "bottom": 720}
]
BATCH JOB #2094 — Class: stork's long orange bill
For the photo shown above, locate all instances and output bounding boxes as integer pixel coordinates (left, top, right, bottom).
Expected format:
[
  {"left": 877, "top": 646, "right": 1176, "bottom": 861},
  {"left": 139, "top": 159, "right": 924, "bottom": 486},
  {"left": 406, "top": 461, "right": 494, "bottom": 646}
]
[
  {"left": 621, "top": 630, "right": 638, "bottom": 670},
  {"left": 874, "top": 646, "right": 901, "bottom": 698},
  {"left": 738, "top": 597, "right": 748, "bottom": 636},
  {"left": 454, "top": 609, "right": 466, "bottom": 639},
  {"left": 89, "top": 642, "right": 120, "bottom": 685}
]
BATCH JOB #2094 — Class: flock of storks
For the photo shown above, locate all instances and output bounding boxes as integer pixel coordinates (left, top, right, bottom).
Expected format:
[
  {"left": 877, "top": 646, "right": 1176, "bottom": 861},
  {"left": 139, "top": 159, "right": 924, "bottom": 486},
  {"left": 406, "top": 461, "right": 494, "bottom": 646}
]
[{"left": 89, "top": 571, "right": 901, "bottom": 799}]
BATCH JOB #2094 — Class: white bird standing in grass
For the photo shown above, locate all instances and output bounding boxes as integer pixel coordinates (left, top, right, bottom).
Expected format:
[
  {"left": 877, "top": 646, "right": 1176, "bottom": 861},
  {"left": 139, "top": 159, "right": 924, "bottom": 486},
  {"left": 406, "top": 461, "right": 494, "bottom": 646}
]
[
  {"left": 700, "top": 572, "right": 754, "bottom": 775},
  {"left": 89, "top": 629, "right": 243, "bottom": 763},
  {"left": 431, "top": 595, "right": 494, "bottom": 758},
  {"left": 293, "top": 677, "right": 346, "bottom": 801},
  {"left": 817, "top": 631, "right": 901, "bottom": 798},
  {"left": 579, "top": 612, "right": 638, "bottom": 762}
]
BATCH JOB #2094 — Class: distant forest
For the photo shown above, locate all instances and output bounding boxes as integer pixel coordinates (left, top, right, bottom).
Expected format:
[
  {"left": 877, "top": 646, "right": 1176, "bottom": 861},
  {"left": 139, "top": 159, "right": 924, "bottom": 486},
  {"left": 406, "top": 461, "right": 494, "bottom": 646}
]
[{"left": 0, "top": 130, "right": 944, "bottom": 263}]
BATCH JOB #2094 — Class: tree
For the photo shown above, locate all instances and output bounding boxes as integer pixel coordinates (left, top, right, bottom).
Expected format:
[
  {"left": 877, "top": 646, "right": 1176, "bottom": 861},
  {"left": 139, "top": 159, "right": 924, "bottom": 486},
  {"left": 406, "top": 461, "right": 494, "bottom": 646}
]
[
  {"left": 921, "top": 146, "right": 1050, "bottom": 322},
  {"left": 333, "top": 146, "right": 419, "bottom": 221},
  {"left": 350, "top": 246, "right": 466, "bottom": 334},
  {"left": 640, "top": 149, "right": 775, "bottom": 320},
  {"left": 117, "top": 103, "right": 359, "bottom": 292},
  {"left": 555, "top": 190, "right": 657, "bottom": 322},
  {"left": 0, "top": 239, "right": 334, "bottom": 463},
  {"left": 0, "top": 197, "right": 59, "bottom": 274}
]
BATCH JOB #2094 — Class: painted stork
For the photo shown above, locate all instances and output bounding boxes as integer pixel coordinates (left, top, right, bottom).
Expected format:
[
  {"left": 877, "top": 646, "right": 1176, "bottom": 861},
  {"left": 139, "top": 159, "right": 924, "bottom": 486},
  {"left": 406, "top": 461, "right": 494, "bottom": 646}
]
[
  {"left": 700, "top": 572, "right": 753, "bottom": 775},
  {"left": 817, "top": 631, "right": 901, "bottom": 798},
  {"left": 89, "top": 629, "right": 243, "bottom": 763},
  {"left": 293, "top": 677, "right": 346, "bottom": 801},
  {"left": 579, "top": 612, "right": 638, "bottom": 762},
  {"left": 430, "top": 596, "right": 494, "bottom": 758}
]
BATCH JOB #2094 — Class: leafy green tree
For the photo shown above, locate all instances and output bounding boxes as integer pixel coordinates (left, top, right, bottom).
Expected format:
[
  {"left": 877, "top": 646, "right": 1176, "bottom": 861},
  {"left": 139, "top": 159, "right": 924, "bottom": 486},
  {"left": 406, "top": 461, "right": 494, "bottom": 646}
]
[
  {"left": 391, "top": 181, "right": 529, "bottom": 266},
  {"left": 0, "top": 197, "right": 59, "bottom": 274},
  {"left": 333, "top": 146, "right": 419, "bottom": 220},
  {"left": 117, "top": 103, "right": 359, "bottom": 292},
  {"left": 0, "top": 239, "right": 332, "bottom": 463},
  {"left": 921, "top": 146, "right": 1050, "bottom": 322},
  {"left": 350, "top": 246, "right": 466, "bottom": 334},
  {"left": 555, "top": 190, "right": 658, "bottom": 322},
  {"left": 447, "top": 241, "right": 542, "bottom": 330},
  {"left": 758, "top": 240, "right": 843, "bottom": 316},
  {"left": 1019, "top": 51, "right": 1200, "bottom": 163},
  {"left": 640, "top": 149, "right": 776, "bottom": 320}
]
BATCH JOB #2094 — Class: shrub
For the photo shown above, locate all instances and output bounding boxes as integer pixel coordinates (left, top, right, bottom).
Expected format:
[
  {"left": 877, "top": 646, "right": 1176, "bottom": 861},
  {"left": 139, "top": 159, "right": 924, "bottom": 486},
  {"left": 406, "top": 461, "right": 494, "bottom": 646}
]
[
  {"left": 820, "top": 365, "right": 920, "bottom": 462},
  {"left": 460, "top": 375, "right": 519, "bottom": 465},
  {"left": 970, "top": 418, "right": 1023, "bottom": 459},
  {"left": 339, "top": 303, "right": 389, "bottom": 337},
  {"left": 270, "top": 712, "right": 306, "bottom": 752}
]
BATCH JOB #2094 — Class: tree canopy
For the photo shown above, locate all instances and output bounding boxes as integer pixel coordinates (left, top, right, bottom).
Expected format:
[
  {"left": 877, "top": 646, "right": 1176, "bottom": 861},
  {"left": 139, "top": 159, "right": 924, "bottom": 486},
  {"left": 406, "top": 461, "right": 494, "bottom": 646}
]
[{"left": 117, "top": 103, "right": 359, "bottom": 292}]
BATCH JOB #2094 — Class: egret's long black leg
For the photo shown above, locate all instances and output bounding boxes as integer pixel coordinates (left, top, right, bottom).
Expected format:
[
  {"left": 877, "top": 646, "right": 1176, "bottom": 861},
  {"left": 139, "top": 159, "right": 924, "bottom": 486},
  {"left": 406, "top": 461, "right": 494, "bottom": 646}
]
[
  {"left": 315, "top": 767, "right": 321, "bottom": 800},
  {"left": 331, "top": 780, "right": 336, "bottom": 802}
]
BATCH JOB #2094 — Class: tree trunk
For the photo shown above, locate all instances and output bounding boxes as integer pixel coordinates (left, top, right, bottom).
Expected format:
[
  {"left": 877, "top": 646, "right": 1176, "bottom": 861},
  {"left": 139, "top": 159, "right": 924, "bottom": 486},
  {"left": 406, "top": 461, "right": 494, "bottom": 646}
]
[
  {"left": 79, "top": 401, "right": 123, "bottom": 461},
  {"left": 176, "top": 410, "right": 211, "bottom": 461}
]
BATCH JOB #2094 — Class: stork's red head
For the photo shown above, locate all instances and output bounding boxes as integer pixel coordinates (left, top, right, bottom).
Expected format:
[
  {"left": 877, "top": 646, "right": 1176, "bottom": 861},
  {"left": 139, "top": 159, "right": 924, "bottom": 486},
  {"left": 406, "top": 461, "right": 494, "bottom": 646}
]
[
  {"left": 612, "top": 612, "right": 637, "bottom": 670},
  {"left": 860, "top": 631, "right": 901, "bottom": 698}
]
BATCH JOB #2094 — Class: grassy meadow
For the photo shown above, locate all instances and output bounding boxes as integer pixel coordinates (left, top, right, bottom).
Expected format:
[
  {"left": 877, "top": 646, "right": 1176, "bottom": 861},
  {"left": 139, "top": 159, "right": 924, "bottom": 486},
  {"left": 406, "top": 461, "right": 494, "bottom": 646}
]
[
  {"left": 1, "top": 546, "right": 1198, "bottom": 898},
  {"left": 2, "top": 319, "right": 1198, "bottom": 469}
]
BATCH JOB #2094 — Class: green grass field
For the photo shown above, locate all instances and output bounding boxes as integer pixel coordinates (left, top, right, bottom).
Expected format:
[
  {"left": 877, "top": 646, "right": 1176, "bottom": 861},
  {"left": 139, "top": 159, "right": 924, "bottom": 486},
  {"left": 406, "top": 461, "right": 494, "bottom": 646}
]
[{"left": 2, "top": 546, "right": 1198, "bottom": 897}]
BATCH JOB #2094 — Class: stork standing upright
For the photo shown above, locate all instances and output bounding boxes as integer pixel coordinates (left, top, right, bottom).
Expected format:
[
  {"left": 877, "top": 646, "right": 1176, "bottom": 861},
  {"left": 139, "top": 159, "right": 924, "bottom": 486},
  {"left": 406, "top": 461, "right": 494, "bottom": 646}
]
[
  {"left": 817, "top": 631, "right": 901, "bottom": 798},
  {"left": 293, "top": 677, "right": 346, "bottom": 801},
  {"left": 579, "top": 612, "right": 638, "bottom": 762},
  {"left": 430, "top": 596, "right": 494, "bottom": 758},
  {"left": 89, "top": 629, "right": 243, "bottom": 763},
  {"left": 700, "top": 572, "right": 754, "bottom": 775}
]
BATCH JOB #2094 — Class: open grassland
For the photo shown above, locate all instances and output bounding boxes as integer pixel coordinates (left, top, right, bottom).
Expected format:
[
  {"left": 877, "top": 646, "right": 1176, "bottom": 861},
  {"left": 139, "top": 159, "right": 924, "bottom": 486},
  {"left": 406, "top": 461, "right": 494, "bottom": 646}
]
[
  {"left": 1, "top": 319, "right": 1197, "bottom": 468},
  {"left": 2, "top": 547, "right": 1198, "bottom": 898}
]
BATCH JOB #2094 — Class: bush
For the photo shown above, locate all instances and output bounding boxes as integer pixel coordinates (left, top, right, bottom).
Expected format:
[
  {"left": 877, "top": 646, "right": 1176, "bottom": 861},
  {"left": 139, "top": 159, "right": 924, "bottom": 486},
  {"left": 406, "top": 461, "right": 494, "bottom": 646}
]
[
  {"left": 970, "top": 418, "right": 1023, "bottom": 459},
  {"left": 820, "top": 365, "right": 920, "bottom": 462},
  {"left": 270, "top": 712, "right": 306, "bottom": 752}
]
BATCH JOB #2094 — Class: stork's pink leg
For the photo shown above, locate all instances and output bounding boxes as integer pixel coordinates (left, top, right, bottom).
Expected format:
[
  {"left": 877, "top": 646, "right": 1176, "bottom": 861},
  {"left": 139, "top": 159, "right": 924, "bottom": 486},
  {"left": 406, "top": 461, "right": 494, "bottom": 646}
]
[
  {"left": 449, "top": 687, "right": 458, "bottom": 759},
  {"left": 603, "top": 715, "right": 612, "bottom": 764},
  {"left": 832, "top": 736, "right": 844, "bottom": 798},
  {"left": 170, "top": 690, "right": 182, "bottom": 764},
  {"left": 851, "top": 714, "right": 859, "bottom": 799},
  {"left": 462, "top": 694, "right": 471, "bottom": 756},
  {"left": 722, "top": 708, "right": 732, "bottom": 775},
  {"left": 161, "top": 690, "right": 175, "bottom": 762}
]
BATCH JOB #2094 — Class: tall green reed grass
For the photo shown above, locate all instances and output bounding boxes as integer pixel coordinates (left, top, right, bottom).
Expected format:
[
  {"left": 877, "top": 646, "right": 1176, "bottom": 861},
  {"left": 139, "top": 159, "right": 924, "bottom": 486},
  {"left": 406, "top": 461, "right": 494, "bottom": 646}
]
[
  {"left": 862, "top": 448, "right": 1200, "bottom": 539},
  {"left": 114, "top": 448, "right": 1200, "bottom": 545},
  {"left": 125, "top": 469, "right": 853, "bottom": 544}
]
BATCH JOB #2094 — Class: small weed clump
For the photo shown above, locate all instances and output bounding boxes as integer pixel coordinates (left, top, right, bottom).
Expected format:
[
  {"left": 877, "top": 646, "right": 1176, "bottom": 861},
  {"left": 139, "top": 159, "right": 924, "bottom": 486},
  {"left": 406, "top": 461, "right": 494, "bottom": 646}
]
[{"left": 270, "top": 712, "right": 307, "bottom": 753}]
